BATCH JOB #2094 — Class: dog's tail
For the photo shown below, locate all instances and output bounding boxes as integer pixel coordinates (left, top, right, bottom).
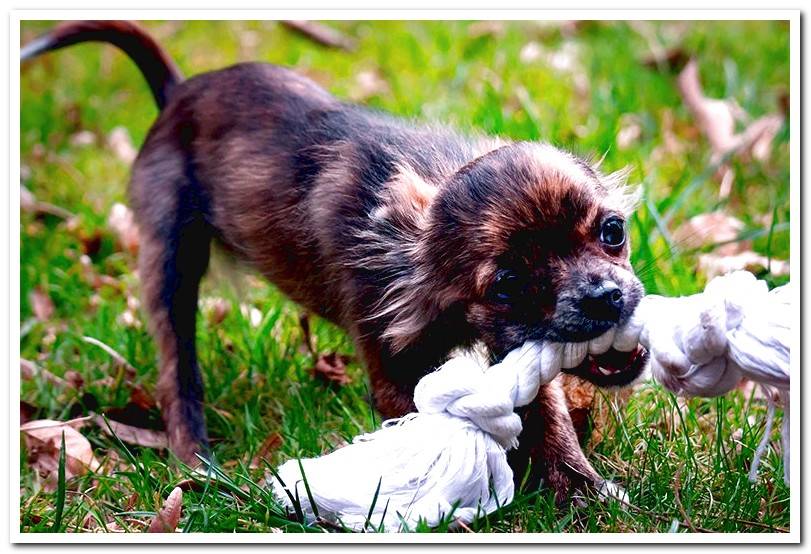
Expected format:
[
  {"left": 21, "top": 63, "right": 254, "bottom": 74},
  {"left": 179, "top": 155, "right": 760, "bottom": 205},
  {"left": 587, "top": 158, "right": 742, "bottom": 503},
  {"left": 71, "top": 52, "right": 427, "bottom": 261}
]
[{"left": 21, "top": 20, "right": 182, "bottom": 109}]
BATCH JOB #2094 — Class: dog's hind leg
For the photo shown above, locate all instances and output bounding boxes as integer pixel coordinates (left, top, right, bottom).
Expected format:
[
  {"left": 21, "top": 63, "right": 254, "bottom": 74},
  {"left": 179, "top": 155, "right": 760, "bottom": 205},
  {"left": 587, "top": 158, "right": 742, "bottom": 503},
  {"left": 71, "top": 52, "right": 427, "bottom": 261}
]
[{"left": 131, "top": 150, "right": 212, "bottom": 465}]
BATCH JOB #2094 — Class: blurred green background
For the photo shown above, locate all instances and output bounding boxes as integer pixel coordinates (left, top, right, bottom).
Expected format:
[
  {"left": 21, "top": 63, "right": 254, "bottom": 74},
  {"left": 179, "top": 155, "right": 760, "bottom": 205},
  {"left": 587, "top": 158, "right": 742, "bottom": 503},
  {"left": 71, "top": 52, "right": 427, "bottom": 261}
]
[{"left": 20, "top": 20, "right": 790, "bottom": 533}]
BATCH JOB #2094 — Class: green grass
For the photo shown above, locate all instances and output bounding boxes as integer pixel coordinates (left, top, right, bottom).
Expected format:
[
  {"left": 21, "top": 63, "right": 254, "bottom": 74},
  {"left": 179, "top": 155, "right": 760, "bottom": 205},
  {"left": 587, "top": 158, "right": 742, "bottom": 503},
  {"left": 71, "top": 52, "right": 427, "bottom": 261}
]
[{"left": 19, "top": 20, "right": 790, "bottom": 533}]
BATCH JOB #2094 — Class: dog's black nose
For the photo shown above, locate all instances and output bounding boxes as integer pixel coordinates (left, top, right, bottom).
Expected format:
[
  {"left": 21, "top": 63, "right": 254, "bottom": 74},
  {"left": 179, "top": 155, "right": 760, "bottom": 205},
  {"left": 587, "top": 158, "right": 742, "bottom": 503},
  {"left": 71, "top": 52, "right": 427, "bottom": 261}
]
[{"left": 582, "top": 281, "right": 624, "bottom": 320}]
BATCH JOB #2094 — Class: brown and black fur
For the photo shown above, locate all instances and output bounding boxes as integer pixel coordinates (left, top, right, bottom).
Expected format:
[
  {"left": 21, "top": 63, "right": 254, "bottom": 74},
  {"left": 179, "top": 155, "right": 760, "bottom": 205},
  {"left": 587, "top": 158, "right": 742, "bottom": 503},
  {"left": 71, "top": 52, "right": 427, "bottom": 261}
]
[{"left": 22, "top": 21, "right": 648, "bottom": 501}]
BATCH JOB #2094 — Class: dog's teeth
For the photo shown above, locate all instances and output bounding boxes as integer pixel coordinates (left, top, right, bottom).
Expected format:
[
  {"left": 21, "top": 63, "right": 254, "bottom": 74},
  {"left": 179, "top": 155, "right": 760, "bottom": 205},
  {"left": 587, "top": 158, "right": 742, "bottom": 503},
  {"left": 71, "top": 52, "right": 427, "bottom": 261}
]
[
  {"left": 588, "top": 328, "right": 616, "bottom": 355},
  {"left": 561, "top": 342, "right": 588, "bottom": 369},
  {"left": 598, "top": 366, "right": 613, "bottom": 376},
  {"left": 613, "top": 317, "right": 643, "bottom": 352}
]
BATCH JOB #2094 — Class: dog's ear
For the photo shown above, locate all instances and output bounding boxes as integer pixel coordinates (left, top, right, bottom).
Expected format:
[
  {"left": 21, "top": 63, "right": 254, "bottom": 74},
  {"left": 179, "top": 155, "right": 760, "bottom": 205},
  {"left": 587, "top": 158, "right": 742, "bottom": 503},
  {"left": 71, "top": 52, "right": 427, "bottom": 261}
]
[
  {"left": 370, "top": 165, "right": 438, "bottom": 231},
  {"left": 361, "top": 165, "right": 444, "bottom": 352}
]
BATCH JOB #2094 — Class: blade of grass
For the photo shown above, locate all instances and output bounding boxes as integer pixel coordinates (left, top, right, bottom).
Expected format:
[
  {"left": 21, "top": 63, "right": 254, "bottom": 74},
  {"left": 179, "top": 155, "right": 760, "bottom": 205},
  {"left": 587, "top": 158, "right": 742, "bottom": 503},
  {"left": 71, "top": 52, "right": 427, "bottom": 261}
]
[{"left": 50, "top": 431, "right": 67, "bottom": 532}]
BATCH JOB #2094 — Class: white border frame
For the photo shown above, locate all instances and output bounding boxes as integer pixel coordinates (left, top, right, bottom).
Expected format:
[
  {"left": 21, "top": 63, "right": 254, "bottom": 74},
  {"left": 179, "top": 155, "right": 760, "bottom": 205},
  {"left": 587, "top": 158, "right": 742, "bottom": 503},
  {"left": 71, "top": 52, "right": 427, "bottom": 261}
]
[{"left": 8, "top": 9, "right": 801, "bottom": 544}]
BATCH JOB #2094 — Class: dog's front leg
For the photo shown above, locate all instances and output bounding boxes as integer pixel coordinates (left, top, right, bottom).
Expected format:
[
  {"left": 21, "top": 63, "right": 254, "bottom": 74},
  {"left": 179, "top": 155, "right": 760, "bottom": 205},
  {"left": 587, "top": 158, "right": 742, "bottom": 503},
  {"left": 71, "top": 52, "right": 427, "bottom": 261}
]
[{"left": 508, "top": 378, "right": 612, "bottom": 503}]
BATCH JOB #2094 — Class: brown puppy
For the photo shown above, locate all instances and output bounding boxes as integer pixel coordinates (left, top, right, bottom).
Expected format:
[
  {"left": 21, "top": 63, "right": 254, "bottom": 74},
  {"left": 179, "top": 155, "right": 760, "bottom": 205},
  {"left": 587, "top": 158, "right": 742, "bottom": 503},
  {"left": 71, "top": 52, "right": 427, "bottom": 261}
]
[{"left": 22, "top": 21, "right": 648, "bottom": 501}]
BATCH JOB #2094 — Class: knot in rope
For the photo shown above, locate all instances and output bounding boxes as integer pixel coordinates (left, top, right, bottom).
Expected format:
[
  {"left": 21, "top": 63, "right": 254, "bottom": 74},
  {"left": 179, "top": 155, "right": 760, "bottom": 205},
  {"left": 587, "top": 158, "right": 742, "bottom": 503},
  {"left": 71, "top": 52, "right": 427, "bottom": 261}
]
[
  {"left": 413, "top": 341, "right": 548, "bottom": 449},
  {"left": 639, "top": 271, "right": 790, "bottom": 398}
]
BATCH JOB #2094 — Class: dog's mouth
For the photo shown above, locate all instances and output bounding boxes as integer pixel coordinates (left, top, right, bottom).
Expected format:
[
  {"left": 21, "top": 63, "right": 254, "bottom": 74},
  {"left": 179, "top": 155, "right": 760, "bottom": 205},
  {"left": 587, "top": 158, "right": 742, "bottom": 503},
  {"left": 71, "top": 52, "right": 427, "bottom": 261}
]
[
  {"left": 563, "top": 344, "right": 648, "bottom": 387},
  {"left": 549, "top": 324, "right": 648, "bottom": 387}
]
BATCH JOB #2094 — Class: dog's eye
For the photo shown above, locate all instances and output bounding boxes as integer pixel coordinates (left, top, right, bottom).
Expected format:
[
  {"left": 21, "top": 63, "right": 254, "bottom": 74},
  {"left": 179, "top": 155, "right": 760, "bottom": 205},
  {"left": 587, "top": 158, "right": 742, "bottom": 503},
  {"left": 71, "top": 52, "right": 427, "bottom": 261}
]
[
  {"left": 490, "top": 270, "right": 523, "bottom": 303},
  {"left": 600, "top": 217, "right": 625, "bottom": 248}
]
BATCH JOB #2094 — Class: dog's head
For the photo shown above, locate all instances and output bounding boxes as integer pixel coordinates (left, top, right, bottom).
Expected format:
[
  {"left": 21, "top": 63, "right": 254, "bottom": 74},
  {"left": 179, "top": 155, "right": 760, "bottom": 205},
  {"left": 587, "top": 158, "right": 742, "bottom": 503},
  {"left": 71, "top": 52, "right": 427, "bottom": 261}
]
[{"left": 383, "top": 142, "right": 647, "bottom": 386}]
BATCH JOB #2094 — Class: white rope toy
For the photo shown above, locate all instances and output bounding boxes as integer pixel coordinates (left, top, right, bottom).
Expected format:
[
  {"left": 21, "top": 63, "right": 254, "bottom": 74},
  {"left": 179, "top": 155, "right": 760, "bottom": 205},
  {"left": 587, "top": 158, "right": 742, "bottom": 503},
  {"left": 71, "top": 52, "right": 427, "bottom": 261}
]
[{"left": 271, "top": 271, "right": 790, "bottom": 531}]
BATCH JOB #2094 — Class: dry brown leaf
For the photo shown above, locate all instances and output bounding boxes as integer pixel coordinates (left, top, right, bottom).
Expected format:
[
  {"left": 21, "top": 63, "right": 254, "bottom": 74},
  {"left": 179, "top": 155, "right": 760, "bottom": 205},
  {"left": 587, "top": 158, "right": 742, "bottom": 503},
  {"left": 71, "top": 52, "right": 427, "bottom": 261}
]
[
  {"left": 30, "top": 286, "right": 54, "bottom": 321},
  {"left": 239, "top": 304, "right": 264, "bottom": 327},
  {"left": 20, "top": 401, "right": 37, "bottom": 425},
  {"left": 106, "top": 126, "right": 138, "bottom": 164},
  {"left": 281, "top": 20, "right": 356, "bottom": 51},
  {"left": 129, "top": 385, "right": 158, "bottom": 411},
  {"left": 148, "top": 487, "right": 183, "bottom": 533},
  {"left": 20, "top": 185, "right": 37, "bottom": 212},
  {"left": 20, "top": 359, "right": 37, "bottom": 381},
  {"left": 560, "top": 373, "right": 635, "bottom": 448},
  {"left": 698, "top": 252, "right": 790, "bottom": 280},
  {"left": 200, "top": 297, "right": 231, "bottom": 326},
  {"left": 672, "top": 212, "right": 749, "bottom": 256},
  {"left": 250, "top": 432, "right": 283, "bottom": 469},
  {"left": 616, "top": 114, "right": 643, "bottom": 150},
  {"left": 21, "top": 418, "right": 100, "bottom": 490},
  {"left": 20, "top": 186, "right": 74, "bottom": 220},
  {"left": 527, "top": 20, "right": 584, "bottom": 38},
  {"left": 117, "top": 308, "right": 141, "bottom": 329},
  {"left": 678, "top": 59, "right": 784, "bottom": 169},
  {"left": 310, "top": 352, "right": 352, "bottom": 386},
  {"left": 69, "top": 130, "right": 97, "bottom": 147},
  {"left": 642, "top": 46, "right": 690, "bottom": 72},
  {"left": 349, "top": 69, "right": 390, "bottom": 102},
  {"left": 519, "top": 41, "right": 542, "bottom": 64},
  {"left": 21, "top": 359, "right": 68, "bottom": 387},
  {"left": 238, "top": 28, "right": 261, "bottom": 59},
  {"left": 467, "top": 21, "right": 505, "bottom": 38},
  {"left": 78, "top": 255, "right": 122, "bottom": 291},
  {"left": 737, "top": 378, "right": 775, "bottom": 402},
  {"left": 94, "top": 415, "right": 168, "bottom": 449},
  {"left": 64, "top": 370, "right": 85, "bottom": 390},
  {"left": 107, "top": 202, "right": 140, "bottom": 255}
]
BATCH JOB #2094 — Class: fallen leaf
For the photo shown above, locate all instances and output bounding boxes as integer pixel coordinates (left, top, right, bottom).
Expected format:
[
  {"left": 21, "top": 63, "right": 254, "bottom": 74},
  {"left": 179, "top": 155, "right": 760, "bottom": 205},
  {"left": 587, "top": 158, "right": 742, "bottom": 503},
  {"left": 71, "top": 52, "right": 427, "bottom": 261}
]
[
  {"left": 239, "top": 304, "right": 264, "bottom": 328},
  {"left": 148, "top": 487, "right": 183, "bottom": 533},
  {"left": 200, "top": 297, "right": 231, "bottom": 326},
  {"left": 349, "top": 69, "right": 390, "bottom": 102},
  {"left": 20, "top": 185, "right": 37, "bottom": 212},
  {"left": 559, "top": 374, "right": 595, "bottom": 446},
  {"left": 616, "top": 114, "right": 643, "bottom": 150},
  {"left": 698, "top": 252, "right": 790, "bottom": 280},
  {"left": 737, "top": 378, "right": 775, "bottom": 402},
  {"left": 467, "top": 21, "right": 505, "bottom": 38},
  {"left": 21, "top": 359, "right": 68, "bottom": 387},
  {"left": 20, "top": 359, "right": 37, "bottom": 380},
  {"left": 678, "top": 59, "right": 784, "bottom": 179},
  {"left": 117, "top": 308, "right": 141, "bottom": 329},
  {"left": 642, "top": 46, "right": 690, "bottom": 72},
  {"left": 519, "top": 41, "right": 542, "bottom": 64},
  {"left": 94, "top": 415, "right": 168, "bottom": 449},
  {"left": 250, "top": 432, "right": 283, "bottom": 469},
  {"left": 21, "top": 418, "right": 100, "bottom": 491},
  {"left": 310, "top": 352, "right": 352, "bottom": 386},
  {"left": 107, "top": 202, "right": 140, "bottom": 255},
  {"left": 129, "top": 385, "right": 158, "bottom": 411},
  {"left": 64, "top": 371, "right": 85, "bottom": 390},
  {"left": 106, "top": 126, "right": 138, "bottom": 164},
  {"left": 547, "top": 40, "right": 580, "bottom": 73},
  {"left": 672, "top": 212, "right": 749, "bottom": 256},
  {"left": 281, "top": 20, "right": 356, "bottom": 51},
  {"left": 20, "top": 401, "right": 38, "bottom": 425},
  {"left": 238, "top": 28, "right": 261, "bottom": 59},
  {"left": 20, "top": 186, "right": 74, "bottom": 220},
  {"left": 30, "top": 286, "right": 54, "bottom": 321},
  {"left": 69, "top": 130, "right": 97, "bottom": 147},
  {"left": 650, "top": 109, "right": 690, "bottom": 163},
  {"left": 78, "top": 255, "right": 122, "bottom": 291},
  {"left": 527, "top": 20, "right": 584, "bottom": 38}
]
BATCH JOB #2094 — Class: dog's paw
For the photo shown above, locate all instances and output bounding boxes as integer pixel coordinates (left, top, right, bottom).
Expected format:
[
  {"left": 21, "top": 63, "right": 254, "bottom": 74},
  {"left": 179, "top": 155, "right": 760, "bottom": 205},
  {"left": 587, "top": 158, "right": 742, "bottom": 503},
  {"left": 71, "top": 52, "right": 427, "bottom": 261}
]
[{"left": 596, "top": 480, "right": 629, "bottom": 507}]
